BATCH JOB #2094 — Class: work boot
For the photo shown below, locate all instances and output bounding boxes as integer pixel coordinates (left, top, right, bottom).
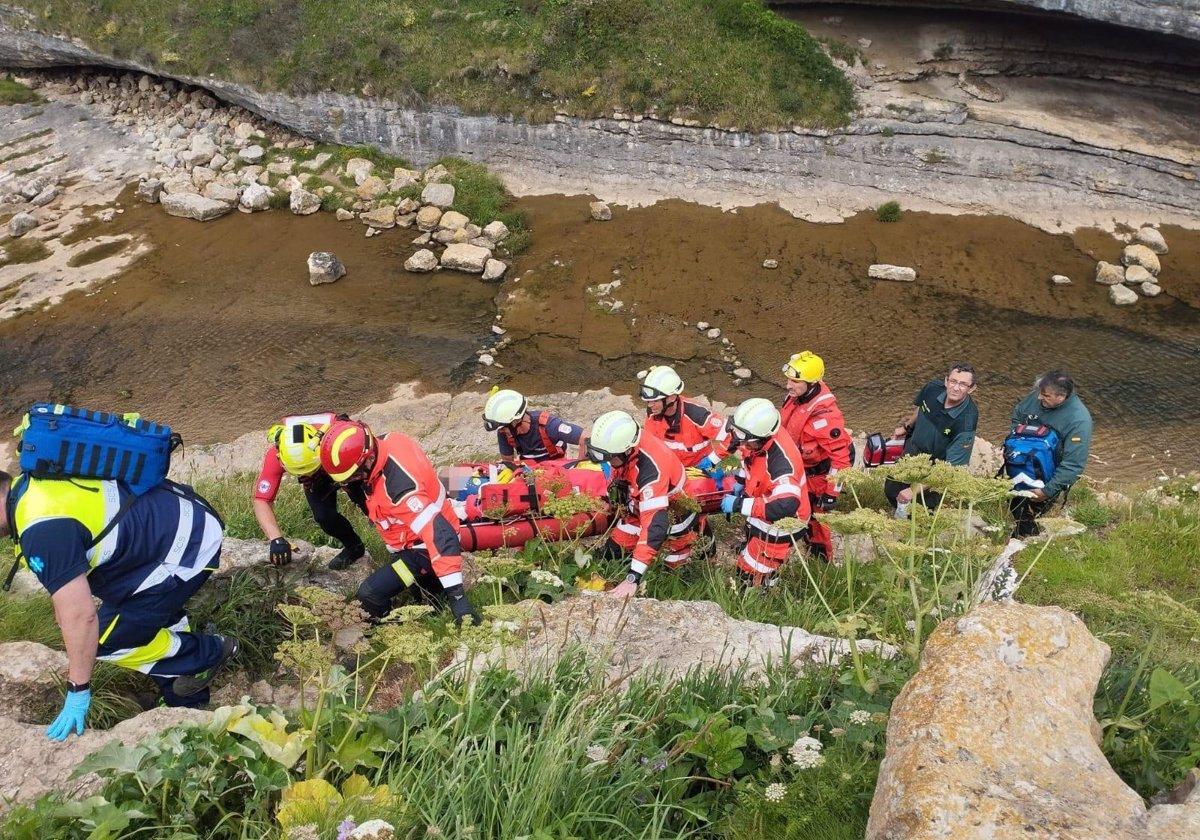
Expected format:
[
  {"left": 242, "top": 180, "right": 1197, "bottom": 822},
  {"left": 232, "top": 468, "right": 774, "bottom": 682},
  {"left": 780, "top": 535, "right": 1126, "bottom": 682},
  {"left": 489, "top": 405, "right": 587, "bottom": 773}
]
[
  {"left": 171, "top": 635, "right": 239, "bottom": 698},
  {"left": 328, "top": 543, "right": 366, "bottom": 571}
]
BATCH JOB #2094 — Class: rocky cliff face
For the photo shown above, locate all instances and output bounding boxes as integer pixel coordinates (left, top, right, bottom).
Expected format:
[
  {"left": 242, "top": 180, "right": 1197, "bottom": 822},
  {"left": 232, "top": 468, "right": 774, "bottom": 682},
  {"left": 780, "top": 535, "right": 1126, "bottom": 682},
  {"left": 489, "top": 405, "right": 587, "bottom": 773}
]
[{"left": 0, "top": 12, "right": 1195, "bottom": 232}]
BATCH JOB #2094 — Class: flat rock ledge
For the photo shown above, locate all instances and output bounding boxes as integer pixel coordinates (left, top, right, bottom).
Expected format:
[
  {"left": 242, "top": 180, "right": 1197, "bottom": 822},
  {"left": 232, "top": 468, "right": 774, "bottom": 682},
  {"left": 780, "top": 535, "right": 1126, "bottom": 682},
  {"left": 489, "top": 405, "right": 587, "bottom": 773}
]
[
  {"left": 866, "top": 601, "right": 1199, "bottom": 839},
  {"left": 467, "top": 592, "right": 896, "bottom": 686},
  {"left": 0, "top": 707, "right": 211, "bottom": 810}
]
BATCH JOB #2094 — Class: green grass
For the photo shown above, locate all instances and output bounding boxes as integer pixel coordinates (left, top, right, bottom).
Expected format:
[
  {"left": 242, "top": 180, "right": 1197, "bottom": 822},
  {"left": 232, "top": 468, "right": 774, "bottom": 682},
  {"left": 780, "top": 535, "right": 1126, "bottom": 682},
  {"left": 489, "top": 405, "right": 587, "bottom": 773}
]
[
  {"left": 0, "top": 76, "right": 42, "bottom": 105},
  {"left": 22, "top": 0, "right": 855, "bottom": 130},
  {"left": 875, "top": 201, "right": 902, "bottom": 223}
]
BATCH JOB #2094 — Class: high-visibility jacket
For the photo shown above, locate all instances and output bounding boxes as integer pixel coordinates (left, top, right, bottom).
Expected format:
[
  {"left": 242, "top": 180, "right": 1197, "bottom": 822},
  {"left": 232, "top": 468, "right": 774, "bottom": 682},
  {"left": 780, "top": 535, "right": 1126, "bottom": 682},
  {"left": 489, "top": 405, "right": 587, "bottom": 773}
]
[
  {"left": 643, "top": 396, "right": 730, "bottom": 469},
  {"left": 735, "top": 431, "right": 811, "bottom": 538},
  {"left": 780, "top": 382, "right": 851, "bottom": 500},
  {"left": 362, "top": 432, "right": 464, "bottom": 590},
  {"left": 610, "top": 433, "right": 686, "bottom": 574}
]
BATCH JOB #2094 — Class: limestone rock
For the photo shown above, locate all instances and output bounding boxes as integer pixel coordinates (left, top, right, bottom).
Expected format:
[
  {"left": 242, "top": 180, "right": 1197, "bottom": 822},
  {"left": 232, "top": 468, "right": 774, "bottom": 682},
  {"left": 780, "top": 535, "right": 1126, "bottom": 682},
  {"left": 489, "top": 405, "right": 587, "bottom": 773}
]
[
  {"left": 733, "top": 367, "right": 752, "bottom": 379},
  {"left": 1122, "top": 243, "right": 1161, "bottom": 276},
  {"left": 355, "top": 176, "right": 386, "bottom": 201},
  {"left": 237, "top": 144, "right": 264, "bottom": 164},
  {"left": 239, "top": 183, "right": 273, "bottom": 211},
  {"left": 1124, "top": 264, "right": 1154, "bottom": 285},
  {"left": 335, "top": 207, "right": 354, "bottom": 221},
  {"left": 160, "top": 192, "right": 233, "bottom": 222},
  {"left": 422, "top": 163, "right": 450, "bottom": 183},
  {"left": 869, "top": 264, "right": 916, "bottom": 282},
  {"left": 0, "top": 642, "right": 67, "bottom": 723},
  {"left": 958, "top": 73, "right": 1005, "bottom": 102},
  {"left": 762, "top": 259, "right": 779, "bottom": 269},
  {"left": 1135, "top": 226, "right": 1168, "bottom": 255},
  {"left": 389, "top": 167, "right": 419, "bottom": 191},
  {"left": 439, "top": 210, "right": 470, "bottom": 231},
  {"left": 1141, "top": 281, "right": 1163, "bottom": 297},
  {"left": 404, "top": 249, "right": 438, "bottom": 273},
  {"left": 706, "top": 327, "right": 721, "bottom": 339},
  {"left": 1051, "top": 274, "right": 1071, "bottom": 285},
  {"left": 1110, "top": 283, "right": 1138, "bottom": 305},
  {"left": 482, "top": 258, "right": 507, "bottom": 281},
  {"left": 421, "top": 182, "right": 456, "bottom": 208},
  {"left": 180, "top": 135, "right": 217, "bottom": 166},
  {"left": 289, "top": 187, "right": 321, "bottom": 215},
  {"left": 135, "top": 178, "right": 163, "bottom": 204},
  {"left": 466, "top": 594, "right": 894, "bottom": 686},
  {"left": 483, "top": 220, "right": 510, "bottom": 242},
  {"left": 415, "top": 205, "right": 443, "bottom": 231},
  {"left": 396, "top": 197, "right": 420, "bottom": 215},
  {"left": 233, "top": 122, "right": 257, "bottom": 140},
  {"left": 8, "top": 212, "right": 37, "bottom": 237},
  {"left": 866, "top": 602, "right": 1198, "bottom": 840},
  {"left": 1094, "top": 261, "right": 1125, "bottom": 285},
  {"left": 298, "top": 151, "right": 332, "bottom": 172},
  {"left": 203, "top": 182, "right": 241, "bottom": 204},
  {"left": 589, "top": 201, "right": 612, "bottom": 221},
  {"left": 30, "top": 187, "right": 59, "bottom": 207},
  {"left": 307, "top": 251, "right": 345, "bottom": 285},
  {"left": 359, "top": 205, "right": 396, "bottom": 229},
  {"left": 0, "top": 707, "right": 210, "bottom": 808},
  {"left": 190, "top": 166, "right": 216, "bottom": 190},
  {"left": 344, "top": 158, "right": 374, "bottom": 184},
  {"left": 440, "top": 243, "right": 491, "bottom": 273}
]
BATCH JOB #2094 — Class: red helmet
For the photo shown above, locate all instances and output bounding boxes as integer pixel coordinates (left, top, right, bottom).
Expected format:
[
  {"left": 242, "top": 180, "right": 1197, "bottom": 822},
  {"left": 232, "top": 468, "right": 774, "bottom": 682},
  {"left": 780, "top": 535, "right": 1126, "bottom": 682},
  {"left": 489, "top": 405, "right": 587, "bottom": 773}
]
[{"left": 319, "top": 419, "right": 376, "bottom": 482}]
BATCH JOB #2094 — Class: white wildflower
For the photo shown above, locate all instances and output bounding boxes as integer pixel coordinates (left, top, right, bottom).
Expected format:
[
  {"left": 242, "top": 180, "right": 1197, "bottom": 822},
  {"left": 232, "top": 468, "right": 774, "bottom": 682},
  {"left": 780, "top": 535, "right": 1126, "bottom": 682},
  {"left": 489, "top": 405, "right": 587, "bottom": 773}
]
[
  {"left": 764, "top": 782, "right": 787, "bottom": 803},
  {"left": 789, "top": 735, "right": 824, "bottom": 769},
  {"left": 849, "top": 709, "right": 872, "bottom": 726},
  {"left": 574, "top": 548, "right": 592, "bottom": 568},
  {"left": 905, "top": 620, "right": 916, "bottom": 632},
  {"left": 478, "top": 574, "right": 508, "bottom": 585},
  {"left": 530, "top": 569, "right": 564, "bottom": 587},
  {"left": 769, "top": 753, "right": 782, "bottom": 769},
  {"left": 585, "top": 743, "right": 608, "bottom": 763},
  {"left": 830, "top": 727, "right": 846, "bottom": 737}
]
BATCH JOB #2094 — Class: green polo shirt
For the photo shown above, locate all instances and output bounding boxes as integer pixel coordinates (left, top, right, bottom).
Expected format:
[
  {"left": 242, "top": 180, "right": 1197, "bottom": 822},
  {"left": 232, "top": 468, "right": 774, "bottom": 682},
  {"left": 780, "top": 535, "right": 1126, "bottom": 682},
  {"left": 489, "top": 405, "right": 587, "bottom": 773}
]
[{"left": 903, "top": 380, "right": 978, "bottom": 467}]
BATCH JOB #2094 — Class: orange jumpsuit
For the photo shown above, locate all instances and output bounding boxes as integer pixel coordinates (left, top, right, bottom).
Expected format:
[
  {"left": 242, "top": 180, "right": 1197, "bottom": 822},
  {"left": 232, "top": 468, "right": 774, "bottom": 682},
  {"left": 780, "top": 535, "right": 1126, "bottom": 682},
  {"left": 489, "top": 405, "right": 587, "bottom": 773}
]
[
  {"left": 607, "top": 433, "right": 697, "bottom": 577},
  {"left": 735, "top": 430, "right": 812, "bottom": 578},
  {"left": 643, "top": 397, "right": 730, "bottom": 469},
  {"left": 780, "top": 382, "right": 851, "bottom": 559}
]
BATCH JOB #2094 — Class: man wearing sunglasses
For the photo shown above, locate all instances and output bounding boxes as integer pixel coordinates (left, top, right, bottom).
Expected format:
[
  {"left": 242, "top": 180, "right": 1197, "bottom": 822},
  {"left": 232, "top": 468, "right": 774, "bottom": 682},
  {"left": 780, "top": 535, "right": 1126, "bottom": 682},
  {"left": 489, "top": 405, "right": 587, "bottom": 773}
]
[
  {"left": 886, "top": 363, "right": 979, "bottom": 516},
  {"left": 586, "top": 410, "right": 693, "bottom": 599},
  {"left": 483, "top": 388, "right": 586, "bottom": 465},
  {"left": 720, "top": 398, "right": 811, "bottom": 588}
]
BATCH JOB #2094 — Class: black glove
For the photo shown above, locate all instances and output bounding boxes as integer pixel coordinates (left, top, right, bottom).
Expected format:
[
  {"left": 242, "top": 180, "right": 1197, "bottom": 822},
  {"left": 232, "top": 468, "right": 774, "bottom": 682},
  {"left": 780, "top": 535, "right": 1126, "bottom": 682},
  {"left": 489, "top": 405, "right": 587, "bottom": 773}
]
[
  {"left": 608, "top": 480, "right": 631, "bottom": 509},
  {"left": 446, "top": 586, "right": 482, "bottom": 626},
  {"left": 268, "top": 537, "right": 293, "bottom": 566},
  {"left": 814, "top": 494, "right": 839, "bottom": 513}
]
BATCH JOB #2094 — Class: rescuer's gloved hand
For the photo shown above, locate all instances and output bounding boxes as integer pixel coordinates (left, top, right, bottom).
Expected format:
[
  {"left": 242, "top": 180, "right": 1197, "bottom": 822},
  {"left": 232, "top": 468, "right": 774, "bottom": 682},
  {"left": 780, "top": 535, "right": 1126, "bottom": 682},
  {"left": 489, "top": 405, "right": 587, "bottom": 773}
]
[
  {"left": 698, "top": 454, "right": 725, "bottom": 484},
  {"left": 47, "top": 686, "right": 91, "bottom": 741},
  {"left": 720, "top": 491, "right": 744, "bottom": 517},
  {"left": 268, "top": 537, "right": 293, "bottom": 567},
  {"left": 446, "top": 586, "right": 482, "bottom": 626}
]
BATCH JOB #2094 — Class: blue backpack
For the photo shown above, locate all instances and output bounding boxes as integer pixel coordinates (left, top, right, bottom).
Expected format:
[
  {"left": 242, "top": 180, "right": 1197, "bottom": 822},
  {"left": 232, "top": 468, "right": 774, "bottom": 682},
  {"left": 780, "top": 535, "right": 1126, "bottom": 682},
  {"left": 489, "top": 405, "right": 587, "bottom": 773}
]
[
  {"left": 1002, "top": 423, "right": 1061, "bottom": 492},
  {"left": 15, "top": 403, "right": 180, "bottom": 495}
]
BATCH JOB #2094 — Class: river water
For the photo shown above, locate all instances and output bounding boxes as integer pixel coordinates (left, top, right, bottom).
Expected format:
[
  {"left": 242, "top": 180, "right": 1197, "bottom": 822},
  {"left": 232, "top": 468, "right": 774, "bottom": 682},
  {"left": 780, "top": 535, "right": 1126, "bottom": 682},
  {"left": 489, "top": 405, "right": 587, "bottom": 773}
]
[{"left": 1, "top": 193, "right": 1197, "bottom": 484}]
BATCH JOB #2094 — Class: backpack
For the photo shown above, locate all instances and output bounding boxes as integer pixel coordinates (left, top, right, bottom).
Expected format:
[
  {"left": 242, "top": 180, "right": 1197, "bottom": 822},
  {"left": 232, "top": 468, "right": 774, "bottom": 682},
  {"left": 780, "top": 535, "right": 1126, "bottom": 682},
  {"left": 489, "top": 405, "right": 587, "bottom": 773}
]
[
  {"left": 862, "top": 433, "right": 904, "bottom": 469},
  {"left": 1002, "top": 423, "right": 1062, "bottom": 491}
]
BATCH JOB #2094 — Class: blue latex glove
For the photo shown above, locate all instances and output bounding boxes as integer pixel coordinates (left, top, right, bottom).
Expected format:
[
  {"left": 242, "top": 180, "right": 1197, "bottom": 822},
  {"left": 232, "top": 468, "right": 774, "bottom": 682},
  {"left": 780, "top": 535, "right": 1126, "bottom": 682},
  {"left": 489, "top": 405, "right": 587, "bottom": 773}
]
[
  {"left": 698, "top": 455, "right": 726, "bottom": 485},
  {"left": 720, "top": 493, "right": 740, "bottom": 516},
  {"left": 47, "top": 688, "right": 91, "bottom": 741}
]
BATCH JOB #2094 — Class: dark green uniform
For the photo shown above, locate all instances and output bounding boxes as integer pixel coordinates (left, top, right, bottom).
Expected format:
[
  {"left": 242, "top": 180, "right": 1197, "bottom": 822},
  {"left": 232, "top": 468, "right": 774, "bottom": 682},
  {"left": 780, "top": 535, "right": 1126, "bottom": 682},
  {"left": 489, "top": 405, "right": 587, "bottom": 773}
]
[{"left": 887, "top": 380, "right": 978, "bottom": 511}]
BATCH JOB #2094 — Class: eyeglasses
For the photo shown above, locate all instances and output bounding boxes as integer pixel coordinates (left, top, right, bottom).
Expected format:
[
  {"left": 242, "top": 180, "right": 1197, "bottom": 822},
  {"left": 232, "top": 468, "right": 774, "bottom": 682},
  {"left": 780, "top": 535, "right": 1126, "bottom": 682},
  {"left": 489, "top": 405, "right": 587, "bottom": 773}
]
[{"left": 946, "top": 379, "right": 974, "bottom": 390}]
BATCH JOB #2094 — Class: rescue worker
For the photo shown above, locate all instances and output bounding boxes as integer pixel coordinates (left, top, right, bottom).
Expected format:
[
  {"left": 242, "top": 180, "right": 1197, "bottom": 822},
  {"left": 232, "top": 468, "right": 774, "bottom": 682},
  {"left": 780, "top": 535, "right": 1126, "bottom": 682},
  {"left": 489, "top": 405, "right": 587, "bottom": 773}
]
[
  {"left": 587, "top": 410, "right": 695, "bottom": 598},
  {"left": 1008, "top": 371, "right": 1093, "bottom": 537},
  {"left": 638, "top": 365, "right": 730, "bottom": 472},
  {"left": 317, "top": 419, "right": 480, "bottom": 625},
  {"left": 0, "top": 469, "right": 237, "bottom": 740},
  {"left": 719, "top": 398, "right": 812, "bottom": 587},
  {"left": 779, "top": 351, "right": 852, "bottom": 559},
  {"left": 253, "top": 412, "right": 369, "bottom": 571},
  {"left": 482, "top": 389, "right": 587, "bottom": 464},
  {"left": 886, "top": 363, "right": 979, "bottom": 516}
]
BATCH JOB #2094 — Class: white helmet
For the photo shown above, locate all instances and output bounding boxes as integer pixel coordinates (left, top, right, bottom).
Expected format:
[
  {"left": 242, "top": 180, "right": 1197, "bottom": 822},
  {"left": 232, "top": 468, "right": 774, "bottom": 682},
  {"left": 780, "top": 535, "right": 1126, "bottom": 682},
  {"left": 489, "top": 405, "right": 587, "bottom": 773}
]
[
  {"left": 639, "top": 365, "right": 684, "bottom": 401},
  {"left": 483, "top": 389, "right": 527, "bottom": 431},
  {"left": 730, "top": 398, "right": 781, "bottom": 443},
  {"left": 587, "top": 410, "right": 641, "bottom": 462}
]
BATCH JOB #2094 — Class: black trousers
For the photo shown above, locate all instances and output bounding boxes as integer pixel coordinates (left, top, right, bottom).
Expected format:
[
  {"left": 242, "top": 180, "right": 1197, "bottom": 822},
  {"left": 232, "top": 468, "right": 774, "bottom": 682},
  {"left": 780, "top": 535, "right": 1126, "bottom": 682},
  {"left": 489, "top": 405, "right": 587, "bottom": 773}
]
[
  {"left": 883, "top": 478, "right": 943, "bottom": 512},
  {"left": 303, "top": 473, "right": 368, "bottom": 550},
  {"left": 1009, "top": 495, "right": 1055, "bottom": 537},
  {"left": 356, "top": 549, "right": 443, "bottom": 619}
]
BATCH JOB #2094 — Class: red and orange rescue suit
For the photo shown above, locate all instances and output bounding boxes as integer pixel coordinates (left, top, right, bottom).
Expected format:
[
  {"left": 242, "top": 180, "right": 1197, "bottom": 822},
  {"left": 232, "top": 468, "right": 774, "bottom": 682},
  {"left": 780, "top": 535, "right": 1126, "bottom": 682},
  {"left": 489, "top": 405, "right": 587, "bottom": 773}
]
[
  {"left": 642, "top": 397, "right": 730, "bottom": 468},
  {"left": 602, "top": 433, "right": 695, "bottom": 579},
  {"left": 355, "top": 432, "right": 467, "bottom": 619},
  {"left": 734, "top": 430, "right": 812, "bottom": 580},
  {"left": 780, "top": 382, "right": 852, "bottom": 559}
]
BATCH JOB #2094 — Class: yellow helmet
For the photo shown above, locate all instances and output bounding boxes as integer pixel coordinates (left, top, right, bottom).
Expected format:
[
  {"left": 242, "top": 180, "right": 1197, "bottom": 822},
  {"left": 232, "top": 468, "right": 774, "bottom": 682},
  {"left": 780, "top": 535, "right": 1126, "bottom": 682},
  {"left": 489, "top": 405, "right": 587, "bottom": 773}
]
[
  {"left": 782, "top": 351, "right": 824, "bottom": 383},
  {"left": 269, "top": 416, "right": 324, "bottom": 477}
]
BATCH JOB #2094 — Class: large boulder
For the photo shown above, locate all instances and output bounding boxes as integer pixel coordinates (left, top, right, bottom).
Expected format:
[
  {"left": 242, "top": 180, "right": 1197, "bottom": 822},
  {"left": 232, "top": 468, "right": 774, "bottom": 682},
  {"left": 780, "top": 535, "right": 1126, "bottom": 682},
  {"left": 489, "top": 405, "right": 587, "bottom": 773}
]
[
  {"left": 289, "top": 188, "right": 321, "bottom": 215},
  {"left": 239, "top": 183, "right": 273, "bottom": 211},
  {"left": 8, "top": 212, "right": 38, "bottom": 237},
  {"left": 359, "top": 205, "right": 397, "bottom": 229},
  {"left": 866, "top": 602, "right": 1199, "bottom": 839},
  {"left": 160, "top": 192, "right": 233, "bottom": 222},
  {"left": 438, "top": 210, "right": 470, "bottom": 231},
  {"left": 0, "top": 641, "right": 67, "bottom": 723},
  {"left": 355, "top": 176, "right": 387, "bottom": 201},
  {"left": 1135, "top": 226, "right": 1168, "bottom": 254},
  {"left": 344, "top": 157, "right": 375, "bottom": 184},
  {"left": 215, "top": 536, "right": 367, "bottom": 593},
  {"left": 440, "top": 242, "right": 491, "bottom": 273},
  {"left": 0, "top": 707, "right": 210, "bottom": 809},
  {"left": 1122, "top": 244, "right": 1161, "bottom": 276},
  {"left": 307, "top": 251, "right": 345, "bottom": 285},
  {"left": 467, "top": 593, "right": 895, "bottom": 686},
  {"left": 421, "top": 182, "right": 455, "bottom": 208},
  {"left": 415, "top": 205, "right": 443, "bottom": 231},
  {"left": 404, "top": 249, "right": 438, "bottom": 273},
  {"left": 1110, "top": 283, "right": 1139, "bottom": 305}
]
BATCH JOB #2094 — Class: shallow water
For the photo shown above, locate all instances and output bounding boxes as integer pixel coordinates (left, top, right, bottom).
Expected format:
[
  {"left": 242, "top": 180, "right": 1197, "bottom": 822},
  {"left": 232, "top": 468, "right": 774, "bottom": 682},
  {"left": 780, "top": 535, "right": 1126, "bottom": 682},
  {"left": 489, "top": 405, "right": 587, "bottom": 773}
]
[{"left": 1, "top": 193, "right": 1197, "bottom": 484}]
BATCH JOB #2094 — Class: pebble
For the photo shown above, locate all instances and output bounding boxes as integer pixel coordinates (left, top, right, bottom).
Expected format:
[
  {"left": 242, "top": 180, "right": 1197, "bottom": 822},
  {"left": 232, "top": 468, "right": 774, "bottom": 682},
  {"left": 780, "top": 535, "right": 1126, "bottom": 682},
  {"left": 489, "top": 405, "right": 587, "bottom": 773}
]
[
  {"left": 696, "top": 321, "right": 710, "bottom": 331},
  {"left": 733, "top": 367, "right": 752, "bottom": 379},
  {"left": 479, "top": 353, "right": 495, "bottom": 366},
  {"left": 706, "top": 327, "right": 721, "bottom": 339},
  {"left": 1051, "top": 274, "right": 1071, "bottom": 285},
  {"left": 491, "top": 325, "right": 506, "bottom": 335},
  {"left": 762, "top": 259, "right": 779, "bottom": 269}
]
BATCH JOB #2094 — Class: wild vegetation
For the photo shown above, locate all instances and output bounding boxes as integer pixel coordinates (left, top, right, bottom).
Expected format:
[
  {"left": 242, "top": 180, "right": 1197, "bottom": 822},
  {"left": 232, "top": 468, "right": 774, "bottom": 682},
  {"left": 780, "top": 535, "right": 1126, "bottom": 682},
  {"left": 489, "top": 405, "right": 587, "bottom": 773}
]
[
  {"left": 1, "top": 462, "right": 1196, "bottom": 835},
  {"left": 15, "top": 0, "right": 856, "bottom": 130}
]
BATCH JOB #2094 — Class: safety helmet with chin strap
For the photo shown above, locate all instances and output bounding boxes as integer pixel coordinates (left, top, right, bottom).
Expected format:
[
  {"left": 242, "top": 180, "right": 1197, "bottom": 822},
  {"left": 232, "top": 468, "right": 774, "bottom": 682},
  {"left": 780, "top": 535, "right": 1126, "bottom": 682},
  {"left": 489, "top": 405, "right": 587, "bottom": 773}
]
[
  {"left": 483, "top": 388, "right": 527, "bottom": 432},
  {"left": 638, "top": 365, "right": 684, "bottom": 402},
  {"left": 269, "top": 414, "right": 330, "bottom": 477},
  {"left": 782, "top": 351, "right": 825, "bottom": 383},
  {"left": 319, "top": 419, "right": 376, "bottom": 483},
  {"left": 587, "top": 410, "right": 641, "bottom": 463},
  {"left": 729, "top": 398, "right": 781, "bottom": 444}
]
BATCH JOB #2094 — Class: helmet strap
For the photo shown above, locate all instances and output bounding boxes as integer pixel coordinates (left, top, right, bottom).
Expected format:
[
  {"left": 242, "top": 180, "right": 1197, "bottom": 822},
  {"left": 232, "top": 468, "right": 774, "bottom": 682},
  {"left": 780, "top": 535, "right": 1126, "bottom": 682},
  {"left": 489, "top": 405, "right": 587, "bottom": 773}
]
[{"left": 796, "top": 381, "right": 821, "bottom": 404}]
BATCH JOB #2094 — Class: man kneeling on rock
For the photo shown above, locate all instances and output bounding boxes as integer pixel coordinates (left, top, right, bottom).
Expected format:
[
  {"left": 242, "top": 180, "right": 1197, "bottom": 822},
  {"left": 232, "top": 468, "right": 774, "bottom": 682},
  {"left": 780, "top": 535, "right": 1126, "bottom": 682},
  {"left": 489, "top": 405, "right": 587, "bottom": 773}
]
[
  {"left": 317, "top": 418, "right": 481, "bottom": 625},
  {"left": 0, "top": 469, "right": 237, "bottom": 740}
]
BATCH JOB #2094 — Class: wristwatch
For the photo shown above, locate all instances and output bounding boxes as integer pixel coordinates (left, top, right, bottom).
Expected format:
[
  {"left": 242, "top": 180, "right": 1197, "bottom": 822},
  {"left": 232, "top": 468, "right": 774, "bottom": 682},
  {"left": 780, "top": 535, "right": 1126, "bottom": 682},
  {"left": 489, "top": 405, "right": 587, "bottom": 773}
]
[{"left": 66, "top": 680, "right": 91, "bottom": 693}]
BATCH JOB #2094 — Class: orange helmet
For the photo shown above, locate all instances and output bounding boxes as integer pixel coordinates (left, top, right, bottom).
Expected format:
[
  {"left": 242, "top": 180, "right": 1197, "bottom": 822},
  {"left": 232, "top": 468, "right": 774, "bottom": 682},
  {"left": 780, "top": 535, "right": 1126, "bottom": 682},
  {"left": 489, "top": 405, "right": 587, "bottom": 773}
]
[{"left": 319, "top": 419, "right": 376, "bottom": 482}]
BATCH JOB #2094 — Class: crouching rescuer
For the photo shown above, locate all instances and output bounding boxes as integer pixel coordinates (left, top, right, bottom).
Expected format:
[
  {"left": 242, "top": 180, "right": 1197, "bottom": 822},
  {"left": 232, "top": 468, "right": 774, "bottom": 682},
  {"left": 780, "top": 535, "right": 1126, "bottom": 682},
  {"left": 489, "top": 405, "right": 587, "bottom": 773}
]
[
  {"left": 317, "top": 418, "right": 481, "bottom": 625},
  {"left": 721, "top": 398, "right": 812, "bottom": 587}
]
